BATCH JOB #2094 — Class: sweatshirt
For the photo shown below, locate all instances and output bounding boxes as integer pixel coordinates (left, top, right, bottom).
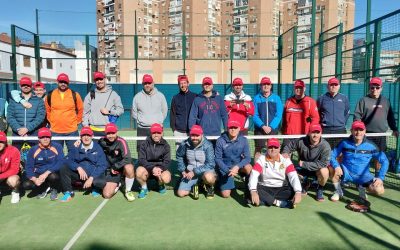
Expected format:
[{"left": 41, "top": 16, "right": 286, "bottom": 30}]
[
  {"left": 98, "top": 136, "right": 132, "bottom": 171},
  {"left": 317, "top": 92, "right": 350, "bottom": 131},
  {"left": 132, "top": 87, "right": 168, "bottom": 128},
  {"left": 253, "top": 92, "right": 283, "bottom": 130},
  {"left": 0, "top": 145, "right": 20, "bottom": 179},
  {"left": 170, "top": 90, "right": 197, "bottom": 133}
]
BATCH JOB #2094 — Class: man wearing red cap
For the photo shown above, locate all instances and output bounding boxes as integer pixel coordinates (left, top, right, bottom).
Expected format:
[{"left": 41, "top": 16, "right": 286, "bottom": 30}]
[
  {"left": 224, "top": 77, "right": 254, "bottom": 135},
  {"left": 170, "top": 75, "right": 197, "bottom": 148},
  {"left": 354, "top": 77, "right": 398, "bottom": 171},
  {"left": 282, "top": 124, "right": 331, "bottom": 201},
  {"left": 282, "top": 79, "right": 320, "bottom": 136},
  {"left": 45, "top": 73, "right": 84, "bottom": 152},
  {"left": 188, "top": 76, "right": 228, "bottom": 140},
  {"left": 330, "top": 121, "right": 389, "bottom": 202},
  {"left": 22, "top": 127, "right": 64, "bottom": 201},
  {"left": 96, "top": 123, "right": 135, "bottom": 201},
  {"left": 59, "top": 126, "right": 108, "bottom": 202},
  {"left": 132, "top": 74, "right": 168, "bottom": 152},
  {"left": 215, "top": 119, "right": 251, "bottom": 198},
  {"left": 176, "top": 125, "right": 216, "bottom": 199},
  {"left": 83, "top": 72, "right": 124, "bottom": 136},
  {"left": 0, "top": 132, "right": 21, "bottom": 204},
  {"left": 7, "top": 77, "right": 45, "bottom": 149},
  {"left": 317, "top": 77, "right": 350, "bottom": 147},
  {"left": 136, "top": 123, "right": 171, "bottom": 199},
  {"left": 249, "top": 138, "right": 302, "bottom": 208},
  {"left": 253, "top": 76, "right": 283, "bottom": 161}
]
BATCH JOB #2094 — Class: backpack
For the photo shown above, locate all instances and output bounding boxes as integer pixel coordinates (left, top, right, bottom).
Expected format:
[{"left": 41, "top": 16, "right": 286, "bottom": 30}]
[
  {"left": 0, "top": 98, "right": 8, "bottom": 132},
  {"left": 47, "top": 89, "right": 78, "bottom": 115}
]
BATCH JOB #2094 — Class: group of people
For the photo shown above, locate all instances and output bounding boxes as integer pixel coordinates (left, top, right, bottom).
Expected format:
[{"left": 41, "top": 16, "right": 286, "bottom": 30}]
[{"left": 0, "top": 72, "right": 396, "bottom": 209}]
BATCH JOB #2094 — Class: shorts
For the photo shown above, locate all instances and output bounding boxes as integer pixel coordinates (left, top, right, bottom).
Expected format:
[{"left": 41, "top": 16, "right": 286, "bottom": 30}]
[
  {"left": 341, "top": 165, "right": 374, "bottom": 187},
  {"left": 105, "top": 171, "right": 122, "bottom": 184},
  {"left": 366, "top": 135, "right": 386, "bottom": 152},
  {"left": 218, "top": 174, "right": 235, "bottom": 191},
  {"left": 178, "top": 170, "right": 216, "bottom": 191},
  {"left": 296, "top": 167, "right": 318, "bottom": 178}
]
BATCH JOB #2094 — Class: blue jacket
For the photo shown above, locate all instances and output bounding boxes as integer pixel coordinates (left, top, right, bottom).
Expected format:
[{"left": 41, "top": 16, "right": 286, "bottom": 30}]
[
  {"left": 188, "top": 91, "right": 228, "bottom": 136},
  {"left": 7, "top": 95, "right": 45, "bottom": 134},
  {"left": 66, "top": 142, "right": 108, "bottom": 178},
  {"left": 215, "top": 132, "right": 251, "bottom": 176},
  {"left": 317, "top": 92, "right": 350, "bottom": 130},
  {"left": 331, "top": 136, "right": 389, "bottom": 180},
  {"left": 176, "top": 136, "right": 215, "bottom": 176},
  {"left": 253, "top": 92, "right": 283, "bottom": 130},
  {"left": 25, "top": 142, "right": 65, "bottom": 179},
  {"left": 170, "top": 90, "right": 197, "bottom": 133}
]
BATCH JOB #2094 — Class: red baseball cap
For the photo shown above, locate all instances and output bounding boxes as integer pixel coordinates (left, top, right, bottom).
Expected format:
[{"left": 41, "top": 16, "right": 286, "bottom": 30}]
[
  {"left": 232, "top": 77, "right": 243, "bottom": 86},
  {"left": 150, "top": 123, "right": 163, "bottom": 134},
  {"left": 94, "top": 72, "right": 105, "bottom": 81},
  {"left": 80, "top": 126, "right": 94, "bottom": 136},
  {"left": 190, "top": 125, "right": 203, "bottom": 136},
  {"left": 202, "top": 77, "right": 213, "bottom": 85},
  {"left": 260, "top": 77, "right": 272, "bottom": 85},
  {"left": 105, "top": 123, "right": 118, "bottom": 133},
  {"left": 38, "top": 127, "right": 52, "bottom": 138},
  {"left": 0, "top": 131, "right": 7, "bottom": 142},
  {"left": 369, "top": 77, "right": 382, "bottom": 86},
  {"left": 267, "top": 138, "right": 280, "bottom": 148},
  {"left": 328, "top": 77, "right": 339, "bottom": 85},
  {"left": 142, "top": 74, "right": 153, "bottom": 84},
  {"left": 351, "top": 121, "right": 366, "bottom": 130},
  {"left": 294, "top": 79, "right": 305, "bottom": 88},
  {"left": 309, "top": 124, "right": 322, "bottom": 133},
  {"left": 178, "top": 75, "right": 189, "bottom": 83},
  {"left": 228, "top": 120, "right": 241, "bottom": 128},
  {"left": 34, "top": 82, "right": 45, "bottom": 89},
  {"left": 20, "top": 77, "right": 32, "bottom": 86},
  {"left": 57, "top": 73, "right": 70, "bottom": 84}
]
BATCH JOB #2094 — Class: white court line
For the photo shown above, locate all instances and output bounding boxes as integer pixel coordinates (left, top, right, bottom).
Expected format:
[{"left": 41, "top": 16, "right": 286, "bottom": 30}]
[{"left": 63, "top": 199, "right": 109, "bottom": 250}]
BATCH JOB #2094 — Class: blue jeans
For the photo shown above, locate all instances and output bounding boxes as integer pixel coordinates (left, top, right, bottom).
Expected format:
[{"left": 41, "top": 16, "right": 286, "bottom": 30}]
[{"left": 52, "top": 131, "right": 79, "bottom": 153}]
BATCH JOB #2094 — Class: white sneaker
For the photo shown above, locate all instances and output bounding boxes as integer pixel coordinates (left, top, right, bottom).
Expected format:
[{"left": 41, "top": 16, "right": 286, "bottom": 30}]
[
  {"left": 11, "top": 191, "right": 20, "bottom": 204},
  {"left": 358, "top": 186, "right": 368, "bottom": 200},
  {"left": 330, "top": 192, "right": 343, "bottom": 202}
]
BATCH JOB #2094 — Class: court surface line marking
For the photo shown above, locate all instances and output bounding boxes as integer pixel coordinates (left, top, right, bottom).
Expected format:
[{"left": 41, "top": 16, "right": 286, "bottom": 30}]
[{"left": 63, "top": 199, "right": 109, "bottom": 250}]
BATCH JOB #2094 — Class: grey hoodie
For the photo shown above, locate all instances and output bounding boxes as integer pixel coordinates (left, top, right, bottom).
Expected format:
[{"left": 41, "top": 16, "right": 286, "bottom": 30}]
[
  {"left": 83, "top": 85, "right": 124, "bottom": 127},
  {"left": 132, "top": 87, "right": 168, "bottom": 128}
]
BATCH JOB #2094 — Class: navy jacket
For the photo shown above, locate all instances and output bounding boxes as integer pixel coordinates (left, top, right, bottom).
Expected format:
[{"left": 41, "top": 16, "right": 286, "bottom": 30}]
[
  {"left": 170, "top": 90, "right": 197, "bottom": 133},
  {"left": 317, "top": 92, "right": 350, "bottom": 131},
  {"left": 65, "top": 142, "right": 108, "bottom": 178},
  {"left": 188, "top": 91, "right": 228, "bottom": 136}
]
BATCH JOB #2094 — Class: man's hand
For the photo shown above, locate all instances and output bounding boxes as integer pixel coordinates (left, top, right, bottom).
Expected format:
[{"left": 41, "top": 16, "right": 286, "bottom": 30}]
[
  {"left": 22, "top": 102, "right": 32, "bottom": 109},
  {"left": 372, "top": 178, "right": 383, "bottom": 188},
  {"left": 74, "top": 140, "right": 81, "bottom": 148},
  {"left": 77, "top": 167, "right": 88, "bottom": 180},
  {"left": 262, "top": 125, "right": 272, "bottom": 134},
  {"left": 282, "top": 153, "right": 290, "bottom": 159},
  {"left": 18, "top": 128, "right": 29, "bottom": 136},
  {"left": 334, "top": 167, "right": 343, "bottom": 177},
  {"left": 228, "top": 166, "right": 240, "bottom": 177},
  {"left": 100, "top": 108, "right": 110, "bottom": 115},
  {"left": 111, "top": 168, "right": 120, "bottom": 175},
  {"left": 292, "top": 192, "right": 302, "bottom": 205},
  {"left": 243, "top": 102, "right": 250, "bottom": 109},
  {"left": 250, "top": 190, "right": 260, "bottom": 206},
  {"left": 298, "top": 160, "right": 303, "bottom": 167},
  {"left": 31, "top": 177, "right": 42, "bottom": 186},
  {"left": 152, "top": 167, "right": 162, "bottom": 177},
  {"left": 83, "top": 177, "right": 94, "bottom": 189},
  {"left": 38, "top": 171, "right": 50, "bottom": 183},
  {"left": 185, "top": 171, "right": 195, "bottom": 180}
]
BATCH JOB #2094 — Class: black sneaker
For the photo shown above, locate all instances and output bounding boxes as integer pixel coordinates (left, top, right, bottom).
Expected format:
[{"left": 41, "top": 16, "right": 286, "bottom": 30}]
[
  {"left": 191, "top": 184, "right": 199, "bottom": 200},
  {"left": 204, "top": 184, "right": 214, "bottom": 199}
]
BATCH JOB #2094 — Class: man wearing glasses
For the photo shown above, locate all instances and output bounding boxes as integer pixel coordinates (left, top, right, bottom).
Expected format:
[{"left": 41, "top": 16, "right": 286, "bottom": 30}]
[
  {"left": 354, "top": 77, "right": 399, "bottom": 171},
  {"left": 45, "top": 73, "right": 83, "bottom": 152},
  {"left": 7, "top": 77, "right": 45, "bottom": 149}
]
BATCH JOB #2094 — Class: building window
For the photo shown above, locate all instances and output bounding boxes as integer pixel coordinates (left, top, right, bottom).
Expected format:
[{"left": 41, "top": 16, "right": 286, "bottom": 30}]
[
  {"left": 47, "top": 59, "right": 53, "bottom": 69},
  {"left": 23, "top": 56, "right": 31, "bottom": 67}
]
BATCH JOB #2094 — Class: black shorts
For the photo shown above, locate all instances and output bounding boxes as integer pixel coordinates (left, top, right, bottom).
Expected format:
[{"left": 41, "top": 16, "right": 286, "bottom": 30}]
[
  {"left": 105, "top": 169, "right": 122, "bottom": 183},
  {"left": 296, "top": 167, "right": 318, "bottom": 178}
]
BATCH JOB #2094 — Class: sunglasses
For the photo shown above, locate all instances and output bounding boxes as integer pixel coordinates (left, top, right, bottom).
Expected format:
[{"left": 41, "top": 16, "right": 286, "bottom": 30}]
[
  {"left": 267, "top": 146, "right": 279, "bottom": 149},
  {"left": 370, "top": 86, "right": 381, "bottom": 90},
  {"left": 39, "top": 136, "right": 51, "bottom": 139},
  {"left": 21, "top": 85, "right": 32, "bottom": 88},
  {"left": 143, "top": 82, "right": 152, "bottom": 85},
  {"left": 329, "top": 83, "right": 339, "bottom": 86},
  {"left": 58, "top": 81, "right": 69, "bottom": 84}
]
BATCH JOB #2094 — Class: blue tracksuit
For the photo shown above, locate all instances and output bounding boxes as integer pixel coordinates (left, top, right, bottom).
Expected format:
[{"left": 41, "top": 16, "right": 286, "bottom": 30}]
[
  {"left": 252, "top": 92, "right": 283, "bottom": 130},
  {"left": 317, "top": 92, "right": 350, "bottom": 131},
  {"left": 331, "top": 136, "right": 389, "bottom": 183}
]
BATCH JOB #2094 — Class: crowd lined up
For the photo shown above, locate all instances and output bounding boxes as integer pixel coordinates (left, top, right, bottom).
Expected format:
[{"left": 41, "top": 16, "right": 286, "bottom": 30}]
[{"left": 0, "top": 72, "right": 397, "bottom": 208}]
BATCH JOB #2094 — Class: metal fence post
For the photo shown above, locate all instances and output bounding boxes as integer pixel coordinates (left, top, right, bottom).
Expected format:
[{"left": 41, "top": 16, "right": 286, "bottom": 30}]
[
  {"left": 292, "top": 27, "right": 297, "bottom": 81},
  {"left": 182, "top": 34, "right": 186, "bottom": 75},
  {"left": 309, "top": 0, "right": 317, "bottom": 98},
  {"left": 230, "top": 35, "right": 234, "bottom": 85},
  {"left": 85, "top": 35, "right": 90, "bottom": 91},
  {"left": 317, "top": 33, "right": 324, "bottom": 96},
  {"left": 34, "top": 34, "right": 41, "bottom": 82},
  {"left": 11, "top": 25, "right": 17, "bottom": 82},
  {"left": 278, "top": 33, "right": 282, "bottom": 96},
  {"left": 335, "top": 23, "right": 343, "bottom": 79},
  {"left": 372, "top": 20, "right": 382, "bottom": 77}
]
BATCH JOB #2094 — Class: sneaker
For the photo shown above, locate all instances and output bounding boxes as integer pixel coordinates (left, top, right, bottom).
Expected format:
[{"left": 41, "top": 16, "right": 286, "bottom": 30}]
[
  {"left": 159, "top": 184, "right": 167, "bottom": 194},
  {"left": 91, "top": 190, "right": 101, "bottom": 198},
  {"left": 191, "top": 184, "right": 199, "bottom": 200},
  {"left": 59, "top": 191, "right": 74, "bottom": 202},
  {"left": 11, "top": 191, "right": 20, "bottom": 204},
  {"left": 358, "top": 186, "right": 368, "bottom": 201},
  {"left": 316, "top": 188, "right": 325, "bottom": 202},
  {"left": 278, "top": 200, "right": 293, "bottom": 208},
  {"left": 204, "top": 184, "right": 215, "bottom": 199},
  {"left": 49, "top": 189, "right": 58, "bottom": 201},
  {"left": 301, "top": 179, "right": 311, "bottom": 196},
  {"left": 125, "top": 191, "right": 136, "bottom": 202},
  {"left": 330, "top": 191, "right": 343, "bottom": 202},
  {"left": 138, "top": 188, "right": 148, "bottom": 199},
  {"left": 36, "top": 191, "right": 48, "bottom": 199}
]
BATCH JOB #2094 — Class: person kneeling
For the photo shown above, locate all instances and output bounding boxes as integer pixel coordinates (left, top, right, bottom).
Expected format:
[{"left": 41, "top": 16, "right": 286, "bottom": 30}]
[
  {"left": 249, "top": 138, "right": 302, "bottom": 208},
  {"left": 136, "top": 123, "right": 171, "bottom": 199}
]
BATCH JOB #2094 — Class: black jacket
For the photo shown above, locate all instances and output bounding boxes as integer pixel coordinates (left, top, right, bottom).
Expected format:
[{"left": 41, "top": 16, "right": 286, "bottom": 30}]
[
  {"left": 98, "top": 137, "right": 132, "bottom": 171},
  {"left": 170, "top": 90, "right": 197, "bottom": 132},
  {"left": 138, "top": 136, "right": 171, "bottom": 171}
]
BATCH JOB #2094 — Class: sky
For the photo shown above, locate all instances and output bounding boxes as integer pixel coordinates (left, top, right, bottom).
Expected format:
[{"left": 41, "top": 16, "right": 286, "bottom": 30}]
[{"left": 0, "top": 0, "right": 399, "bottom": 35}]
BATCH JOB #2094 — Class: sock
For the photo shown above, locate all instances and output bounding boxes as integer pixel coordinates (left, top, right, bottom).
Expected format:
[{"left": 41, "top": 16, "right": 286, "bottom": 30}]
[
  {"left": 333, "top": 182, "right": 343, "bottom": 195},
  {"left": 141, "top": 184, "right": 148, "bottom": 190},
  {"left": 274, "top": 199, "right": 280, "bottom": 207},
  {"left": 357, "top": 185, "right": 367, "bottom": 199},
  {"left": 125, "top": 177, "right": 134, "bottom": 192}
]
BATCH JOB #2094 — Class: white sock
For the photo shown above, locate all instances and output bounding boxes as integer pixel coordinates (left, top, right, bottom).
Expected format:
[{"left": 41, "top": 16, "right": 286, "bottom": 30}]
[
  {"left": 125, "top": 177, "right": 134, "bottom": 192},
  {"left": 333, "top": 182, "right": 343, "bottom": 195},
  {"left": 274, "top": 199, "right": 281, "bottom": 207},
  {"left": 141, "top": 184, "right": 148, "bottom": 190}
]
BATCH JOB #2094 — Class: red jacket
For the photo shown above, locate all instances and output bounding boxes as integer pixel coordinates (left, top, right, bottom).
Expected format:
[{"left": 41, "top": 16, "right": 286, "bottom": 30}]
[
  {"left": 224, "top": 92, "right": 255, "bottom": 131},
  {"left": 282, "top": 96, "right": 320, "bottom": 135},
  {"left": 0, "top": 145, "right": 20, "bottom": 179}
]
